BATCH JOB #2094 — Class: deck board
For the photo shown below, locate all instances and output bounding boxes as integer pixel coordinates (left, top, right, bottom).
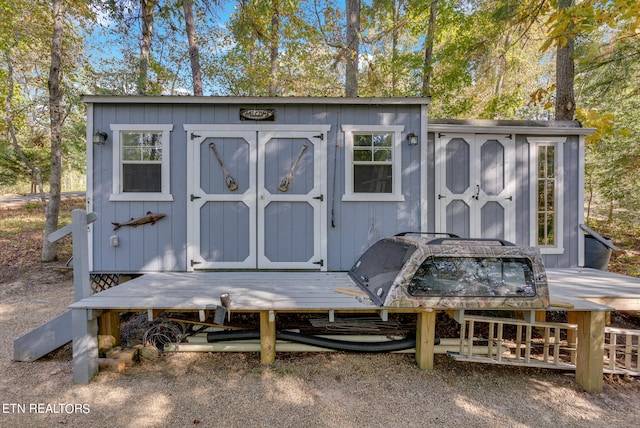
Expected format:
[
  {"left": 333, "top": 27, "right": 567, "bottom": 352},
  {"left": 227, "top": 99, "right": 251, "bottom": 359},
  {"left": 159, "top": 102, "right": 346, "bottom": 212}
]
[
  {"left": 547, "top": 268, "right": 640, "bottom": 311},
  {"left": 69, "top": 268, "right": 640, "bottom": 312},
  {"left": 70, "top": 272, "right": 374, "bottom": 311}
]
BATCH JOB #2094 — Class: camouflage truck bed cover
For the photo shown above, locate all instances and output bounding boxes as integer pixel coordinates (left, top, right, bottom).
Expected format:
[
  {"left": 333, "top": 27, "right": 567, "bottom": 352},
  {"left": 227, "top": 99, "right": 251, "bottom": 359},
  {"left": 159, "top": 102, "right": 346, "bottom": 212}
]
[{"left": 349, "top": 233, "right": 549, "bottom": 309}]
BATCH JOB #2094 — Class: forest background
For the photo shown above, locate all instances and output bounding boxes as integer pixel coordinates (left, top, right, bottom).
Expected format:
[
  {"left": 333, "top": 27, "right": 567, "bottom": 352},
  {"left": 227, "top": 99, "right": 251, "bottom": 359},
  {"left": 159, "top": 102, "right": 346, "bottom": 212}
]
[{"left": 0, "top": 0, "right": 639, "bottom": 262}]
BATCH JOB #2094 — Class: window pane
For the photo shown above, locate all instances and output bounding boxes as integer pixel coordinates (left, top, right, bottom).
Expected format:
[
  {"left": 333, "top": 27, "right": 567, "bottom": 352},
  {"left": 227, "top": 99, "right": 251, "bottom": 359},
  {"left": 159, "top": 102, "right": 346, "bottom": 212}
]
[
  {"left": 122, "top": 132, "right": 141, "bottom": 146},
  {"left": 538, "top": 213, "right": 547, "bottom": 245},
  {"left": 142, "top": 133, "right": 161, "bottom": 147},
  {"left": 546, "top": 146, "right": 555, "bottom": 178},
  {"left": 545, "top": 180, "right": 554, "bottom": 211},
  {"left": 123, "top": 164, "right": 162, "bottom": 192},
  {"left": 546, "top": 213, "right": 555, "bottom": 245},
  {"left": 538, "top": 146, "right": 548, "bottom": 178},
  {"left": 353, "top": 148, "right": 372, "bottom": 162},
  {"left": 372, "top": 133, "right": 392, "bottom": 147},
  {"left": 354, "top": 165, "right": 392, "bottom": 193},
  {"left": 122, "top": 147, "right": 141, "bottom": 161},
  {"left": 142, "top": 147, "right": 162, "bottom": 161},
  {"left": 354, "top": 135, "right": 372, "bottom": 147},
  {"left": 373, "top": 148, "right": 392, "bottom": 162}
]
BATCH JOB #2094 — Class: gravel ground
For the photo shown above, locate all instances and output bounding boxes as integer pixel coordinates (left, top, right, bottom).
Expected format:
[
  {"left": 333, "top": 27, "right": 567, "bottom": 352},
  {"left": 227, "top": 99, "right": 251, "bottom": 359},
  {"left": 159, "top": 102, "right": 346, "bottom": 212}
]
[{"left": 2, "top": 269, "right": 640, "bottom": 428}]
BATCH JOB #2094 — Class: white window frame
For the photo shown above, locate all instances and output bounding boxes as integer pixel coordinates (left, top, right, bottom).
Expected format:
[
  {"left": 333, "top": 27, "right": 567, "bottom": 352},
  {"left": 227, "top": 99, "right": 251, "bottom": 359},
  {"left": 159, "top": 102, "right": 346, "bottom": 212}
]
[
  {"left": 110, "top": 124, "right": 174, "bottom": 202},
  {"left": 341, "top": 124, "right": 405, "bottom": 202},
  {"left": 528, "top": 137, "right": 565, "bottom": 254}
]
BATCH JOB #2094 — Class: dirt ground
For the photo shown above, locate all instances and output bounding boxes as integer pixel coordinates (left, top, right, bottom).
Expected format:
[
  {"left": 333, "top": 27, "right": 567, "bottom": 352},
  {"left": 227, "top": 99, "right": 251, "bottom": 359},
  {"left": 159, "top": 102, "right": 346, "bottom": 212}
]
[{"left": 1, "top": 265, "right": 640, "bottom": 428}]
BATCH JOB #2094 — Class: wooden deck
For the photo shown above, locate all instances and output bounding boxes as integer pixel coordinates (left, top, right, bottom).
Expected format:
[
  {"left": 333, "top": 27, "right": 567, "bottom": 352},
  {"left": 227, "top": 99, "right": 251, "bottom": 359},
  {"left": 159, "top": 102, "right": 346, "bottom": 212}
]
[
  {"left": 71, "top": 272, "right": 376, "bottom": 312},
  {"left": 69, "top": 268, "right": 640, "bottom": 313},
  {"left": 68, "top": 268, "right": 640, "bottom": 391},
  {"left": 547, "top": 268, "right": 640, "bottom": 311}
]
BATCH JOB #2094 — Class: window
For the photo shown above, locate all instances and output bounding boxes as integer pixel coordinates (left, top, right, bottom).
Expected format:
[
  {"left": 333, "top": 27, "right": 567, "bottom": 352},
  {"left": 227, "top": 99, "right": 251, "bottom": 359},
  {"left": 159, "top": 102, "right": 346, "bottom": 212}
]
[
  {"left": 528, "top": 137, "right": 565, "bottom": 254},
  {"left": 110, "top": 124, "right": 173, "bottom": 201},
  {"left": 407, "top": 256, "right": 536, "bottom": 297},
  {"left": 342, "top": 125, "right": 404, "bottom": 201}
]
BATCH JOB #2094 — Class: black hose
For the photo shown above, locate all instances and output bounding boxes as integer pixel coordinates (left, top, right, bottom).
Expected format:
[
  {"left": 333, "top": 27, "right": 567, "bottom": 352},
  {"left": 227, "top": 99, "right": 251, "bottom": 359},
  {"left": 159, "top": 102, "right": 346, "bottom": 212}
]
[{"left": 206, "top": 329, "right": 440, "bottom": 352}]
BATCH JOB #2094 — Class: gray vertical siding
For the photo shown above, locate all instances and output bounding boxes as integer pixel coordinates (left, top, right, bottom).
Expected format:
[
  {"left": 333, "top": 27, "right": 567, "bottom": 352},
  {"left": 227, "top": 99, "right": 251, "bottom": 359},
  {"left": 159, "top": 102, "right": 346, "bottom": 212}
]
[
  {"left": 90, "top": 102, "right": 423, "bottom": 272},
  {"left": 89, "top": 101, "right": 583, "bottom": 273}
]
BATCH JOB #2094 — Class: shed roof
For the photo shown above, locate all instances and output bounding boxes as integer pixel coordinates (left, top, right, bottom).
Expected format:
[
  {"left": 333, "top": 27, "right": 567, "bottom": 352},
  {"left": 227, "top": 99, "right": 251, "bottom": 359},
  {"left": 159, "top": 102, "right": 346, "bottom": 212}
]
[
  {"left": 428, "top": 118, "right": 594, "bottom": 136},
  {"left": 81, "top": 95, "right": 431, "bottom": 106}
]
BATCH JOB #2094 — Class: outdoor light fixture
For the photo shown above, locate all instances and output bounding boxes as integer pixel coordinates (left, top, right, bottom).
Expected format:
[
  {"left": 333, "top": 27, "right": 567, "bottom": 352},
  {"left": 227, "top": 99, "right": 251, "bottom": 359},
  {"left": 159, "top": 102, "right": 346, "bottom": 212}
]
[
  {"left": 93, "top": 131, "right": 108, "bottom": 145},
  {"left": 406, "top": 132, "right": 418, "bottom": 146}
]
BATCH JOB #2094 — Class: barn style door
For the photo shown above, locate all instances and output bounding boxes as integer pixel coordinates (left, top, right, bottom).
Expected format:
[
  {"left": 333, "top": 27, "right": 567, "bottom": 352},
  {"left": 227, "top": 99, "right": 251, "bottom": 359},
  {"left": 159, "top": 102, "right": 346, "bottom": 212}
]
[
  {"left": 186, "top": 125, "right": 328, "bottom": 271},
  {"left": 435, "top": 133, "right": 515, "bottom": 241}
]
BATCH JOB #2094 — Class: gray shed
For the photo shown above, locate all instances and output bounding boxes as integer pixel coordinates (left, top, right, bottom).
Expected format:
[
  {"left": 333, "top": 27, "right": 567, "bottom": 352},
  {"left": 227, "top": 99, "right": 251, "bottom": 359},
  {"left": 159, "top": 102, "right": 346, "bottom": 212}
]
[{"left": 83, "top": 96, "right": 592, "bottom": 274}]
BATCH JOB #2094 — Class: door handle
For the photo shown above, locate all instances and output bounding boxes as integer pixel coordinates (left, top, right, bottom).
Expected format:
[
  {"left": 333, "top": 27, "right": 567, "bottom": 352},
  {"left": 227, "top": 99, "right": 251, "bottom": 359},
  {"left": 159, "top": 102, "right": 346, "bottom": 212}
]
[{"left": 472, "top": 185, "right": 480, "bottom": 200}]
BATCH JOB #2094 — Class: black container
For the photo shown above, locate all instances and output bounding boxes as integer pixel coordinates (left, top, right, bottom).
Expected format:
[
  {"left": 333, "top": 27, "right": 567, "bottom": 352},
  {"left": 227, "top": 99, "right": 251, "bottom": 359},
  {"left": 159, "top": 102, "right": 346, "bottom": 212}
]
[{"left": 584, "top": 235, "right": 613, "bottom": 271}]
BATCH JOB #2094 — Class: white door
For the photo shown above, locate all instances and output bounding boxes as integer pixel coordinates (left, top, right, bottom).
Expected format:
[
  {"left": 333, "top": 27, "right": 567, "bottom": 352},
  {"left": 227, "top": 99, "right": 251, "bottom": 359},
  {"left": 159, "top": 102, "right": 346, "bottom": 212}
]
[
  {"left": 435, "top": 133, "right": 515, "bottom": 241},
  {"left": 186, "top": 125, "right": 328, "bottom": 271}
]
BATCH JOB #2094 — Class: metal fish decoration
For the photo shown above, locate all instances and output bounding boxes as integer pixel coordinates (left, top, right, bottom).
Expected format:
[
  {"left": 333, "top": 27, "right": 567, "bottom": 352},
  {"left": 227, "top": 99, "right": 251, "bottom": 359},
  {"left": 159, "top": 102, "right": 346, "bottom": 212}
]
[{"left": 112, "top": 212, "right": 166, "bottom": 231}]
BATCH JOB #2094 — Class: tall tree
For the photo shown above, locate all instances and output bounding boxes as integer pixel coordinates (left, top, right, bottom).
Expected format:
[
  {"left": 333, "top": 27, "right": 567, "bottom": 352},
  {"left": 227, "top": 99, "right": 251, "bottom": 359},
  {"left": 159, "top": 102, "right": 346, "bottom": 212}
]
[
  {"left": 421, "top": 0, "right": 438, "bottom": 96},
  {"left": 138, "top": 0, "right": 157, "bottom": 94},
  {"left": 42, "top": 0, "right": 65, "bottom": 261},
  {"left": 345, "top": 0, "right": 360, "bottom": 97},
  {"left": 182, "top": 0, "right": 203, "bottom": 95},
  {"left": 554, "top": 0, "right": 575, "bottom": 120},
  {"left": 269, "top": 2, "right": 280, "bottom": 96}
]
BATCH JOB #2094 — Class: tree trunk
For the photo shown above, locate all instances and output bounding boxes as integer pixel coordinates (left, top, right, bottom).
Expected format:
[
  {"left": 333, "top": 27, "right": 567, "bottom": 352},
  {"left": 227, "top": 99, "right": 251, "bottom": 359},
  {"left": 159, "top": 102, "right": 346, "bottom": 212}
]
[
  {"left": 345, "top": 0, "right": 360, "bottom": 97},
  {"left": 183, "top": 0, "right": 203, "bottom": 96},
  {"left": 391, "top": 1, "right": 399, "bottom": 94},
  {"left": 42, "top": 0, "right": 64, "bottom": 262},
  {"left": 555, "top": 0, "right": 575, "bottom": 121},
  {"left": 138, "top": 0, "right": 155, "bottom": 95},
  {"left": 422, "top": 0, "right": 438, "bottom": 96},
  {"left": 269, "top": 3, "right": 280, "bottom": 96}
]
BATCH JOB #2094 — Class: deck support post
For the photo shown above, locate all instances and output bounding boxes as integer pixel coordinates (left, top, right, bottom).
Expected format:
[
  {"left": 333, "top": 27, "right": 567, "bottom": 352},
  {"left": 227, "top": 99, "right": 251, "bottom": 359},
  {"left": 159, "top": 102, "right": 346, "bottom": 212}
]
[
  {"left": 575, "top": 310, "right": 605, "bottom": 392},
  {"left": 415, "top": 309, "right": 436, "bottom": 370},
  {"left": 97, "top": 311, "right": 121, "bottom": 347},
  {"left": 260, "top": 311, "right": 276, "bottom": 364},
  {"left": 71, "top": 209, "right": 92, "bottom": 301},
  {"left": 72, "top": 308, "right": 98, "bottom": 384}
]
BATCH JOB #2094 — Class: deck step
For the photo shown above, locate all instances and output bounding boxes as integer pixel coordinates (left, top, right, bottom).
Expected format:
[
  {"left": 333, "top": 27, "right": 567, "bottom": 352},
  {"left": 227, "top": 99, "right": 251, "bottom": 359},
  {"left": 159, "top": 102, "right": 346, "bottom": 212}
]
[{"left": 13, "top": 311, "right": 72, "bottom": 362}]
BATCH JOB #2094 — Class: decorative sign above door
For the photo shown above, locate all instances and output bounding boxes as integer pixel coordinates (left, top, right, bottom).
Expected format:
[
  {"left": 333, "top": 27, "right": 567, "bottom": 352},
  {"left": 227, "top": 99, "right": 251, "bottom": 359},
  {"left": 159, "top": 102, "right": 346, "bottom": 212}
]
[{"left": 240, "top": 108, "right": 275, "bottom": 121}]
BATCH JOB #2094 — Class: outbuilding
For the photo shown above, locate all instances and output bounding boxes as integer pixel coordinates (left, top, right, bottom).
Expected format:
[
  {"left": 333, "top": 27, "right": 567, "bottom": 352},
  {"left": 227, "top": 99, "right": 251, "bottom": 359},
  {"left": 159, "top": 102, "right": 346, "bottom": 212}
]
[{"left": 83, "top": 96, "right": 592, "bottom": 274}]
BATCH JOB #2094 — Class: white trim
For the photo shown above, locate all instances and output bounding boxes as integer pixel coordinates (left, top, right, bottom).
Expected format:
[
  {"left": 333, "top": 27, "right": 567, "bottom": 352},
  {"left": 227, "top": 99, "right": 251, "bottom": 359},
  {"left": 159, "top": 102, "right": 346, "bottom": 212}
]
[
  {"left": 86, "top": 103, "right": 94, "bottom": 272},
  {"left": 420, "top": 104, "right": 429, "bottom": 232},
  {"left": 578, "top": 134, "right": 586, "bottom": 266},
  {"left": 341, "top": 124, "right": 405, "bottom": 202},
  {"left": 526, "top": 136, "right": 568, "bottom": 144},
  {"left": 109, "top": 124, "right": 174, "bottom": 202},
  {"left": 528, "top": 137, "right": 566, "bottom": 254}
]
